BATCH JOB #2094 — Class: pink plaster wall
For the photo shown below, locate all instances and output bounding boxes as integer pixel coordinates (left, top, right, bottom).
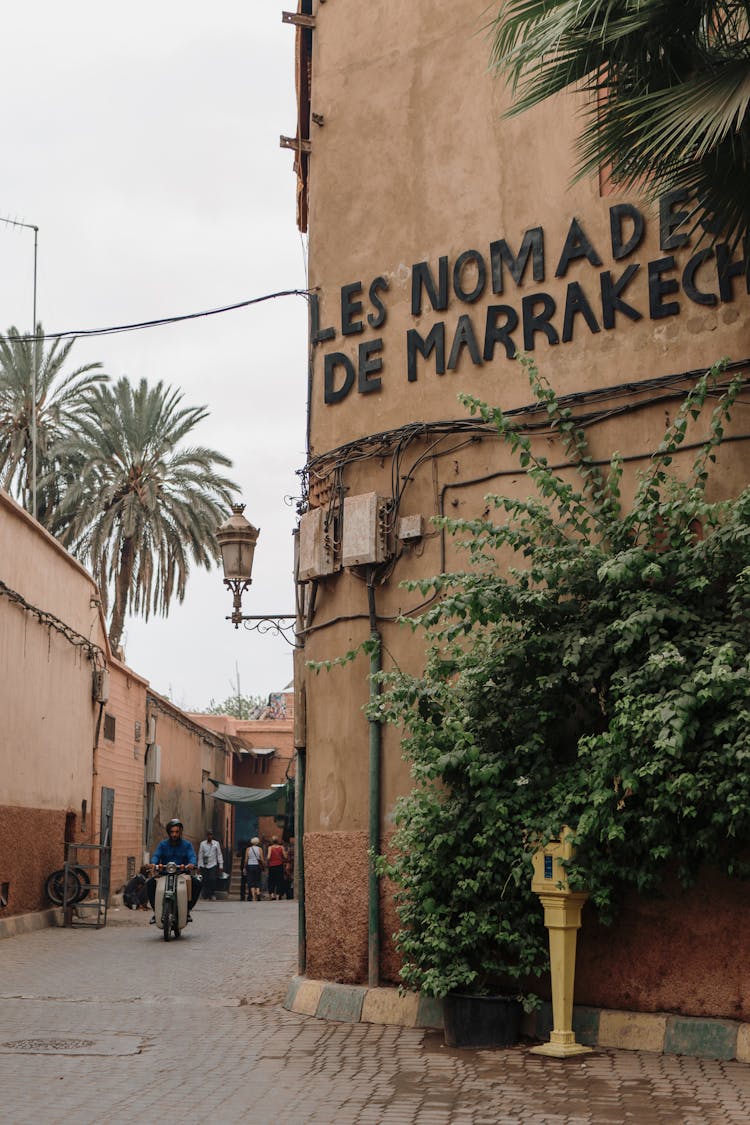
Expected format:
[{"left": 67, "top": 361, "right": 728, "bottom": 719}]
[
  {"left": 146, "top": 696, "right": 230, "bottom": 857},
  {"left": 0, "top": 490, "right": 105, "bottom": 814},
  {"left": 95, "top": 660, "right": 149, "bottom": 891}
]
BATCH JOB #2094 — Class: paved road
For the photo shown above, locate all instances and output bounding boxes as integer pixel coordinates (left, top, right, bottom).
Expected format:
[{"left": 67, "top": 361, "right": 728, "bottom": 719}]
[{"left": 2, "top": 899, "right": 750, "bottom": 1124}]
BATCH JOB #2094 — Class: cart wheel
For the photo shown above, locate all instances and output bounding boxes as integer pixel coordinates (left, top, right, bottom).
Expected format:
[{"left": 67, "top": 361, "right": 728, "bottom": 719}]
[
  {"left": 72, "top": 866, "right": 91, "bottom": 903},
  {"left": 45, "top": 868, "right": 83, "bottom": 906}
]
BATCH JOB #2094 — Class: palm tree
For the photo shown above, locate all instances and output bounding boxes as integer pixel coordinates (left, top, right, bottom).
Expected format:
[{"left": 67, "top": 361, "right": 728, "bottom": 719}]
[
  {"left": 490, "top": 0, "right": 750, "bottom": 255},
  {"left": 57, "top": 376, "right": 239, "bottom": 653},
  {"left": 0, "top": 324, "right": 107, "bottom": 519}
]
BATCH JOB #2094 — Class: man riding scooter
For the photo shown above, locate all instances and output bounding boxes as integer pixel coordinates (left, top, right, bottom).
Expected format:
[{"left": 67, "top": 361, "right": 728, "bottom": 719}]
[{"left": 146, "top": 818, "right": 202, "bottom": 923}]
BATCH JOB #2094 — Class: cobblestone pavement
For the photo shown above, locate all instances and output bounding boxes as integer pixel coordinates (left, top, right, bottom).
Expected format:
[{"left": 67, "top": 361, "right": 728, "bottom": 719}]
[{"left": 2, "top": 900, "right": 750, "bottom": 1124}]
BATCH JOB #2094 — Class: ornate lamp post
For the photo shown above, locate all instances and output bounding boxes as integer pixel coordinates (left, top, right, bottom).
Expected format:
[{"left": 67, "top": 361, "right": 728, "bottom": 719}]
[
  {"left": 216, "top": 501, "right": 303, "bottom": 973},
  {"left": 216, "top": 503, "right": 260, "bottom": 625},
  {"left": 216, "top": 502, "right": 296, "bottom": 643}
]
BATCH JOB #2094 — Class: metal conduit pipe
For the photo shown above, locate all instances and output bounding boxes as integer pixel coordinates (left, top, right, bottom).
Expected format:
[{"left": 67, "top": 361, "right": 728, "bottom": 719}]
[
  {"left": 367, "top": 578, "right": 382, "bottom": 988},
  {"left": 296, "top": 747, "right": 306, "bottom": 974}
]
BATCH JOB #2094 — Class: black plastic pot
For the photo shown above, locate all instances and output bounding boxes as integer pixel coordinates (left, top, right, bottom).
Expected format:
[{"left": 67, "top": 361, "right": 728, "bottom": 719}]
[{"left": 443, "top": 991, "right": 522, "bottom": 1048}]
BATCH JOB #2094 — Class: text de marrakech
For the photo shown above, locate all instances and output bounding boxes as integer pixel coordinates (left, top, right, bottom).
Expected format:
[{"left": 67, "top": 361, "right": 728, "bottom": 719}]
[{"left": 314, "top": 193, "right": 750, "bottom": 406}]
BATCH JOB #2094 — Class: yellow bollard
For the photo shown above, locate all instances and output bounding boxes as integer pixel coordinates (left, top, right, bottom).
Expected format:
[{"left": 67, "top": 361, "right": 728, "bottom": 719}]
[{"left": 529, "top": 829, "right": 592, "bottom": 1058}]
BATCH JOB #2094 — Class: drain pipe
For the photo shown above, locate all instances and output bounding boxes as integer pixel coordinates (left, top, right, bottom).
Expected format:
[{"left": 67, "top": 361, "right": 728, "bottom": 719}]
[
  {"left": 367, "top": 576, "right": 382, "bottom": 988},
  {"left": 293, "top": 532, "right": 307, "bottom": 975},
  {"left": 296, "top": 745, "right": 306, "bottom": 974}
]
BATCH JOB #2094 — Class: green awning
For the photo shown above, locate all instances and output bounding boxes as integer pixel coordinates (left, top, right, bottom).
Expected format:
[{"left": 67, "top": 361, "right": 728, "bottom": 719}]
[{"left": 208, "top": 781, "right": 285, "bottom": 816}]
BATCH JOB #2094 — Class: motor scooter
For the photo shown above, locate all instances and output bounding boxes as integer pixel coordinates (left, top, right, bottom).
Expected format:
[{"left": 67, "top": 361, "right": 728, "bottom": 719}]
[{"left": 154, "top": 861, "right": 190, "bottom": 940}]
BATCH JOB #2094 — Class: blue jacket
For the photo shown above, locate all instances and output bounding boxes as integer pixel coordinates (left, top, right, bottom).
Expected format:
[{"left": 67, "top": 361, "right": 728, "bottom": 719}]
[{"left": 152, "top": 836, "right": 197, "bottom": 867}]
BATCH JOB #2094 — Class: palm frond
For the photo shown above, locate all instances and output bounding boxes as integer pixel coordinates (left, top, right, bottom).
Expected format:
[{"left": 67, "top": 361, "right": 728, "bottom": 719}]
[{"left": 490, "top": 0, "right": 750, "bottom": 251}]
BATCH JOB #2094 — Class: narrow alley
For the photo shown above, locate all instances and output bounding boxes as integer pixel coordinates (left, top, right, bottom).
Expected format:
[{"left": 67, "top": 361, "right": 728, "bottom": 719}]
[{"left": 2, "top": 901, "right": 750, "bottom": 1124}]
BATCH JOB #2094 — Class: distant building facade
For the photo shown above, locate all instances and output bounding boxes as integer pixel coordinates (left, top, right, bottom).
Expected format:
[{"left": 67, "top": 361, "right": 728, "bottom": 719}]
[{"left": 190, "top": 690, "right": 294, "bottom": 855}]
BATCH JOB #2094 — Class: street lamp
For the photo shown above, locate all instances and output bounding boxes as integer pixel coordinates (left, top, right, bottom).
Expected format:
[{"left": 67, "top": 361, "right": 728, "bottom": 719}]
[{"left": 216, "top": 502, "right": 297, "bottom": 643}]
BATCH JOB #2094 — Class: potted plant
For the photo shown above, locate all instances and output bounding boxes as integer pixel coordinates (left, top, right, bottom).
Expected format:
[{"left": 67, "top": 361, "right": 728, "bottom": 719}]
[
  {"left": 377, "top": 762, "right": 548, "bottom": 1045},
  {"left": 376, "top": 657, "right": 551, "bottom": 1048}
]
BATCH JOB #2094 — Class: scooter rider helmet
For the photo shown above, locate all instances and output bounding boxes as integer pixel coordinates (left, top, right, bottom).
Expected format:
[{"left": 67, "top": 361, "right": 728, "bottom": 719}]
[{"left": 166, "top": 818, "right": 183, "bottom": 833}]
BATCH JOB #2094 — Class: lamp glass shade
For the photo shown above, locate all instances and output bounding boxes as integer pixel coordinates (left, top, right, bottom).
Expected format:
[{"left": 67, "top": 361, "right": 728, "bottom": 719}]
[{"left": 216, "top": 504, "right": 260, "bottom": 582}]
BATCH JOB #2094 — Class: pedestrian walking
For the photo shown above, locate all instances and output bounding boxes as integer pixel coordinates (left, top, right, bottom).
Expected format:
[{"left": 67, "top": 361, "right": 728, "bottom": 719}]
[
  {"left": 267, "top": 836, "right": 287, "bottom": 900},
  {"left": 283, "top": 843, "right": 294, "bottom": 900},
  {"left": 197, "top": 829, "right": 224, "bottom": 900},
  {"left": 236, "top": 838, "right": 249, "bottom": 900},
  {"left": 244, "top": 836, "right": 264, "bottom": 902}
]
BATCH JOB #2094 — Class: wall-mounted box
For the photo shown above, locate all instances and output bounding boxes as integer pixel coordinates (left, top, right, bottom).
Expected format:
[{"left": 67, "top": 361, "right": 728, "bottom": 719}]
[
  {"left": 397, "top": 514, "right": 424, "bottom": 541},
  {"left": 342, "top": 493, "right": 391, "bottom": 567},
  {"left": 92, "top": 669, "right": 110, "bottom": 704},
  {"left": 298, "top": 507, "right": 337, "bottom": 581},
  {"left": 144, "top": 744, "right": 161, "bottom": 784}
]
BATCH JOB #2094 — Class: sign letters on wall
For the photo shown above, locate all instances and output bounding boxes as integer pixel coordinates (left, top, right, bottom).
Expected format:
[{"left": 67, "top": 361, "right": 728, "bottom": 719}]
[{"left": 315, "top": 190, "right": 750, "bottom": 405}]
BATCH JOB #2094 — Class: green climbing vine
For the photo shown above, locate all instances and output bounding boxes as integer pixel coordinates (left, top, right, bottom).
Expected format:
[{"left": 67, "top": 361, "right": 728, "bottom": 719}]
[{"left": 375, "top": 356, "right": 750, "bottom": 998}]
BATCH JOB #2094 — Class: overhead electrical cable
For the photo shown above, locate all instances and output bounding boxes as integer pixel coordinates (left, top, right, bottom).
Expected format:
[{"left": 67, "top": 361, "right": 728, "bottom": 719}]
[{"left": 3, "top": 288, "right": 311, "bottom": 343}]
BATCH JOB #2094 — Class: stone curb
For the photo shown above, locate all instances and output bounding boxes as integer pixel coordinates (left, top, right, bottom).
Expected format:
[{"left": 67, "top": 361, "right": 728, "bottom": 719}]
[
  {"left": 283, "top": 976, "right": 443, "bottom": 1030},
  {"left": 528, "top": 1002, "right": 750, "bottom": 1062},
  {"left": 0, "top": 907, "right": 62, "bottom": 941},
  {"left": 283, "top": 976, "right": 750, "bottom": 1062}
]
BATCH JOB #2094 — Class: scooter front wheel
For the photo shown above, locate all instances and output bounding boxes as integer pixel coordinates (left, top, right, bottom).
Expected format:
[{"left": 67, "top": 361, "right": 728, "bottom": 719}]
[{"left": 162, "top": 901, "right": 173, "bottom": 941}]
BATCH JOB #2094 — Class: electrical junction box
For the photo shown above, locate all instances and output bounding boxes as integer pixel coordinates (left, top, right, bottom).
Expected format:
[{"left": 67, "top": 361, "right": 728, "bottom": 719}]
[
  {"left": 342, "top": 493, "right": 391, "bottom": 567},
  {"left": 92, "top": 669, "right": 110, "bottom": 704},
  {"left": 145, "top": 744, "right": 161, "bottom": 784},
  {"left": 298, "top": 507, "right": 337, "bottom": 581},
  {"left": 397, "top": 514, "right": 424, "bottom": 541}
]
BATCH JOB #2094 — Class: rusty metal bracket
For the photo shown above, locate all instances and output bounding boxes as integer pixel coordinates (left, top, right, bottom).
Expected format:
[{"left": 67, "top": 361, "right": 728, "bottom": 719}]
[
  {"left": 282, "top": 11, "right": 316, "bottom": 28},
  {"left": 280, "top": 136, "right": 312, "bottom": 154}
]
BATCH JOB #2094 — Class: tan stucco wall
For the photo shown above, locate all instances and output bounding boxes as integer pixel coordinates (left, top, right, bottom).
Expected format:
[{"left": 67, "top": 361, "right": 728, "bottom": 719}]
[
  {"left": 306, "top": 1, "right": 749, "bottom": 449},
  {"left": 303, "top": 0, "right": 750, "bottom": 837},
  {"left": 298, "top": 0, "right": 750, "bottom": 1006}
]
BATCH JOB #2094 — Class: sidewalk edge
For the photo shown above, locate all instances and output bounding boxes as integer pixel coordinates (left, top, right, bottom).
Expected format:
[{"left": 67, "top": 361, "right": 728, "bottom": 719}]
[
  {"left": 0, "top": 907, "right": 62, "bottom": 941},
  {"left": 283, "top": 976, "right": 750, "bottom": 1062}
]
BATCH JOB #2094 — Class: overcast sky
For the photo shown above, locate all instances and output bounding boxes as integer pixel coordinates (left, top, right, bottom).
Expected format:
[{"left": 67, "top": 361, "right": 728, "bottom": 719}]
[{"left": 0, "top": 2, "right": 308, "bottom": 708}]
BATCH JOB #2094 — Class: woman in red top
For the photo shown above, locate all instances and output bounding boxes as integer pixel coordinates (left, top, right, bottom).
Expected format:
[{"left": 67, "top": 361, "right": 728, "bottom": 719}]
[{"left": 266, "top": 836, "right": 287, "bottom": 900}]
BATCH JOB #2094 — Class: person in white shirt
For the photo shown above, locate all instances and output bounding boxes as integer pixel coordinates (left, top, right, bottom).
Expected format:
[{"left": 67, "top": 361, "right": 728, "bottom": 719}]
[
  {"left": 244, "top": 837, "right": 265, "bottom": 902},
  {"left": 197, "top": 829, "right": 224, "bottom": 900}
]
